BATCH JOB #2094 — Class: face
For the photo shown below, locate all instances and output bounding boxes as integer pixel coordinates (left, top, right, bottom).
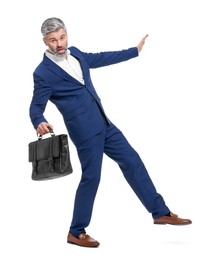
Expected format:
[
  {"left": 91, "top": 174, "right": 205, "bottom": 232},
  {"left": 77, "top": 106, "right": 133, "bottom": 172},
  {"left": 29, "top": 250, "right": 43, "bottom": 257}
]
[{"left": 43, "top": 28, "right": 68, "bottom": 56}]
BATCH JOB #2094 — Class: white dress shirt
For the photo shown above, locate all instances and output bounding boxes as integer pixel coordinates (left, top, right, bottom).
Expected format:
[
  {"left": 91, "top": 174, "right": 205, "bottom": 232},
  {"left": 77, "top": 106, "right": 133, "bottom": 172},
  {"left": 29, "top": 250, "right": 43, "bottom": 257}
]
[{"left": 45, "top": 49, "right": 85, "bottom": 84}]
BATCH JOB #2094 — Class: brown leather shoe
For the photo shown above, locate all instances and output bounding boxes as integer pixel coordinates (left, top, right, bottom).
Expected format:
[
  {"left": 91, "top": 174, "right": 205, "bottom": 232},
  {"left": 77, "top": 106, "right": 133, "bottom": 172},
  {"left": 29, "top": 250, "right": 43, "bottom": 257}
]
[
  {"left": 154, "top": 212, "right": 192, "bottom": 225},
  {"left": 67, "top": 232, "right": 100, "bottom": 247}
]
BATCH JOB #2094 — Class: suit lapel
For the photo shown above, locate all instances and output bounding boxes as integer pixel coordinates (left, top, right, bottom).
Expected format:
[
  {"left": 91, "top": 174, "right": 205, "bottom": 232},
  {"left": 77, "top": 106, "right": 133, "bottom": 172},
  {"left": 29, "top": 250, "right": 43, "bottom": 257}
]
[{"left": 42, "top": 53, "right": 85, "bottom": 84}]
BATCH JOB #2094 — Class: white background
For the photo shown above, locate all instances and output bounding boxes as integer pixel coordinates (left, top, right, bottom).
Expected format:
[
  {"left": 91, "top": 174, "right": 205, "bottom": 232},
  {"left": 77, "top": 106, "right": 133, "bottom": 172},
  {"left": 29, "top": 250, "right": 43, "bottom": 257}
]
[{"left": 1, "top": 0, "right": 215, "bottom": 259}]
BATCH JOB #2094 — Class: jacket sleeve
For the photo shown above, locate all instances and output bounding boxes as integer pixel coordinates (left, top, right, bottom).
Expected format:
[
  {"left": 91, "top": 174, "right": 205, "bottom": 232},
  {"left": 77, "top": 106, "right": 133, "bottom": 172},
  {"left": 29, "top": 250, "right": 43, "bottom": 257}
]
[
  {"left": 29, "top": 72, "right": 52, "bottom": 129},
  {"left": 79, "top": 47, "right": 139, "bottom": 69}
]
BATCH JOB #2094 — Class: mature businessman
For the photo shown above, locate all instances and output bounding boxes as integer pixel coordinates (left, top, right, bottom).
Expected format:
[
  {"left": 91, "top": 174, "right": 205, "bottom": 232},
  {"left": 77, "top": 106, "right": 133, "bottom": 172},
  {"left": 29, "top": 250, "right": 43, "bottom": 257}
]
[{"left": 29, "top": 17, "right": 192, "bottom": 248}]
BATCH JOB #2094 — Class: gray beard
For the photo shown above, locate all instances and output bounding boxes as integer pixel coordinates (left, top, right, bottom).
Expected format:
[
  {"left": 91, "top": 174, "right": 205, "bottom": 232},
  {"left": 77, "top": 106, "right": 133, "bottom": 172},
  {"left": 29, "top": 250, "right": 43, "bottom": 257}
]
[{"left": 47, "top": 48, "right": 67, "bottom": 59}]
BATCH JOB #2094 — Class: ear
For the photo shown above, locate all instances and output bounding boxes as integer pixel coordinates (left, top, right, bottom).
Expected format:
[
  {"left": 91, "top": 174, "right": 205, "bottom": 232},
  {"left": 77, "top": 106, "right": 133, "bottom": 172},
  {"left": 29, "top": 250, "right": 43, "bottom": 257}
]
[{"left": 43, "top": 38, "right": 48, "bottom": 46}]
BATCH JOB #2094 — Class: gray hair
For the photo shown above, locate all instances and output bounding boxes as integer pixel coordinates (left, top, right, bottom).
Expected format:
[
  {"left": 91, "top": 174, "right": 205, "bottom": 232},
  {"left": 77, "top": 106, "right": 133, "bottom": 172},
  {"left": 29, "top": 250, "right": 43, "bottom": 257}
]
[{"left": 41, "top": 17, "right": 67, "bottom": 37}]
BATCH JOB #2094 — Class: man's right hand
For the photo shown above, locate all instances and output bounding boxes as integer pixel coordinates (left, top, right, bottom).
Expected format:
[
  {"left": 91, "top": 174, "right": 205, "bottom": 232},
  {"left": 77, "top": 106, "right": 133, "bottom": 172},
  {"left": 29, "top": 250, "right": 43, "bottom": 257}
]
[{"left": 36, "top": 122, "right": 53, "bottom": 135}]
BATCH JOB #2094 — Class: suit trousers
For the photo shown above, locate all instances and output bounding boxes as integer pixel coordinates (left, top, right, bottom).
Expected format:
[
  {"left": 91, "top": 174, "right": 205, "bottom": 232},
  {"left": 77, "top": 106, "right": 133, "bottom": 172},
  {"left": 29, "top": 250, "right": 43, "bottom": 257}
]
[{"left": 69, "top": 122, "right": 170, "bottom": 237}]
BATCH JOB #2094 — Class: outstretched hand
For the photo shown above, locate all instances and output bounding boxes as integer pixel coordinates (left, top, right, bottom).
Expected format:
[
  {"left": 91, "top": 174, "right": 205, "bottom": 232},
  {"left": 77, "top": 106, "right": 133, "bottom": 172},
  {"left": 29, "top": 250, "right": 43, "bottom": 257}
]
[{"left": 137, "top": 34, "right": 149, "bottom": 53}]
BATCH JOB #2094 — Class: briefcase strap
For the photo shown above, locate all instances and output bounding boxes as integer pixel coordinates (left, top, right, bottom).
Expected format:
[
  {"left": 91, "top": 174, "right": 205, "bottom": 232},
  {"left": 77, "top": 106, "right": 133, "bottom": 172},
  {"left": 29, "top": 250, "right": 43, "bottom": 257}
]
[
  {"left": 48, "top": 137, "right": 54, "bottom": 172},
  {"left": 33, "top": 129, "right": 56, "bottom": 172},
  {"left": 60, "top": 136, "right": 69, "bottom": 172}
]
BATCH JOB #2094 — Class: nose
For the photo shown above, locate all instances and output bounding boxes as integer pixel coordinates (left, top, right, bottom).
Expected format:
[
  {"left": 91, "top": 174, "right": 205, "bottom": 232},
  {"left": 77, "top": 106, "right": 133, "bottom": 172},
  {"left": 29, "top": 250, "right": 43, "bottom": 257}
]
[{"left": 57, "top": 40, "right": 62, "bottom": 46}]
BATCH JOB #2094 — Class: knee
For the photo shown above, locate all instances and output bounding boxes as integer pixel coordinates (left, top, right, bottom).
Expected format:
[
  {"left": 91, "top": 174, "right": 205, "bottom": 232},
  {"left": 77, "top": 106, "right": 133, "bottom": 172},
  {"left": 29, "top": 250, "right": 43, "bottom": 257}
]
[
  {"left": 120, "top": 152, "right": 142, "bottom": 171},
  {"left": 81, "top": 171, "right": 101, "bottom": 187}
]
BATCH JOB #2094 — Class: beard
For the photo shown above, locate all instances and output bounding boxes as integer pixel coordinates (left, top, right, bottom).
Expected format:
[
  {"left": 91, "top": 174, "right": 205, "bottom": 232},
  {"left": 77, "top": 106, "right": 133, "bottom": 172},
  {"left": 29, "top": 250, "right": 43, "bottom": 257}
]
[{"left": 47, "top": 47, "right": 67, "bottom": 58}]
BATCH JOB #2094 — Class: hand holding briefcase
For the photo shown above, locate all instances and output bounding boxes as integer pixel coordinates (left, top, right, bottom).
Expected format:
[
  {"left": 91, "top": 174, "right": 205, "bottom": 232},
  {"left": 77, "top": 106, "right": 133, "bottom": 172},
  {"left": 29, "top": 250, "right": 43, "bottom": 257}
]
[{"left": 28, "top": 129, "right": 73, "bottom": 180}]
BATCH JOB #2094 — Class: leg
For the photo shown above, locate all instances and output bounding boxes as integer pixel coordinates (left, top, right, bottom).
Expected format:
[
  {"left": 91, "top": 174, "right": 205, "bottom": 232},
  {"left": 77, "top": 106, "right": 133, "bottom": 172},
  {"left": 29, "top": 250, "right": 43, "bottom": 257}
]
[
  {"left": 104, "top": 123, "right": 170, "bottom": 219},
  {"left": 69, "top": 129, "right": 106, "bottom": 237}
]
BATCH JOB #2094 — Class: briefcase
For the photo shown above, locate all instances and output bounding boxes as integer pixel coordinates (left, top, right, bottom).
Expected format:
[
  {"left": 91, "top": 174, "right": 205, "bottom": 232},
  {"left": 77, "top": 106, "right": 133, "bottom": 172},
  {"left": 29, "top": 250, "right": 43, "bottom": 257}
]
[{"left": 28, "top": 129, "right": 73, "bottom": 180}]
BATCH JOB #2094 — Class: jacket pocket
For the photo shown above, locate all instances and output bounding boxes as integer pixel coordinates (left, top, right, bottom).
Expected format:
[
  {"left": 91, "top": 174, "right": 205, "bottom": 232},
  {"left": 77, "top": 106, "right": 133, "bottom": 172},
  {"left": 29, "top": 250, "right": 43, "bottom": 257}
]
[{"left": 63, "top": 105, "right": 86, "bottom": 121}]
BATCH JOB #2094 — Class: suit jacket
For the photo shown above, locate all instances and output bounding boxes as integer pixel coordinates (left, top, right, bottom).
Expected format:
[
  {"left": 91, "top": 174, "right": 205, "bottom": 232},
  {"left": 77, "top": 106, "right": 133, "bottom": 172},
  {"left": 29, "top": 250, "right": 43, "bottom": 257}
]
[{"left": 30, "top": 46, "right": 138, "bottom": 145}]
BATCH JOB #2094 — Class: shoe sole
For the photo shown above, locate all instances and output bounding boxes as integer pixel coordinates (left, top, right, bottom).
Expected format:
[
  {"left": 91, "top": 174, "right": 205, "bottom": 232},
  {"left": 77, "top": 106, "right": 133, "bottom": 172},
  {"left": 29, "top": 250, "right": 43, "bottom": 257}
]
[
  {"left": 154, "top": 222, "right": 192, "bottom": 225},
  {"left": 67, "top": 240, "right": 99, "bottom": 248}
]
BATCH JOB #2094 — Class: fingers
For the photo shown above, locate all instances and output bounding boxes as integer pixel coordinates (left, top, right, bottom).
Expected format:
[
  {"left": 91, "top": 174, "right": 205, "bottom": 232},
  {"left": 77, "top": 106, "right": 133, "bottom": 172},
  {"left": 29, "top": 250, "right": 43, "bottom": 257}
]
[
  {"left": 140, "top": 34, "right": 149, "bottom": 44},
  {"left": 137, "top": 34, "right": 149, "bottom": 53},
  {"left": 143, "top": 34, "right": 149, "bottom": 41},
  {"left": 36, "top": 122, "right": 53, "bottom": 135}
]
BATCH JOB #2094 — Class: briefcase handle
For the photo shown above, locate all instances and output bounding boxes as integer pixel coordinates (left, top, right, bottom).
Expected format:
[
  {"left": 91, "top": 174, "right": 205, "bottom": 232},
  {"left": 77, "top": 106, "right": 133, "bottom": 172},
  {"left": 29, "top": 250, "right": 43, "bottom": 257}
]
[{"left": 38, "top": 127, "right": 55, "bottom": 140}]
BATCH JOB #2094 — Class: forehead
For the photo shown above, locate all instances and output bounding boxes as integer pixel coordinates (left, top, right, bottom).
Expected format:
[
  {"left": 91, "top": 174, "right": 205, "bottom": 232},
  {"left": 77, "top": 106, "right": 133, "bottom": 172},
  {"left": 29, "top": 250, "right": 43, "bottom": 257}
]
[{"left": 45, "top": 28, "right": 67, "bottom": 39}]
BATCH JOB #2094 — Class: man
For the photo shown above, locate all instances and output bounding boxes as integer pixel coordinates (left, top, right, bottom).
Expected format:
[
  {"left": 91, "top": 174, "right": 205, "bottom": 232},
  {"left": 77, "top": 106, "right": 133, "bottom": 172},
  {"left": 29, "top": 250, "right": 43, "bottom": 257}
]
[{"left": 29, "top": 17, "right": 192, "bottom": 248}]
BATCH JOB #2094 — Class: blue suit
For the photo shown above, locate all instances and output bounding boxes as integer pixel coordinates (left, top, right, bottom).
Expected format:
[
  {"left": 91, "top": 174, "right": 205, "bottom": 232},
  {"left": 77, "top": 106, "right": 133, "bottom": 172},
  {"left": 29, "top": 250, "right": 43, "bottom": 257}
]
[{"left": 30, "top": 46, "right": 170, "bottom": 237}]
